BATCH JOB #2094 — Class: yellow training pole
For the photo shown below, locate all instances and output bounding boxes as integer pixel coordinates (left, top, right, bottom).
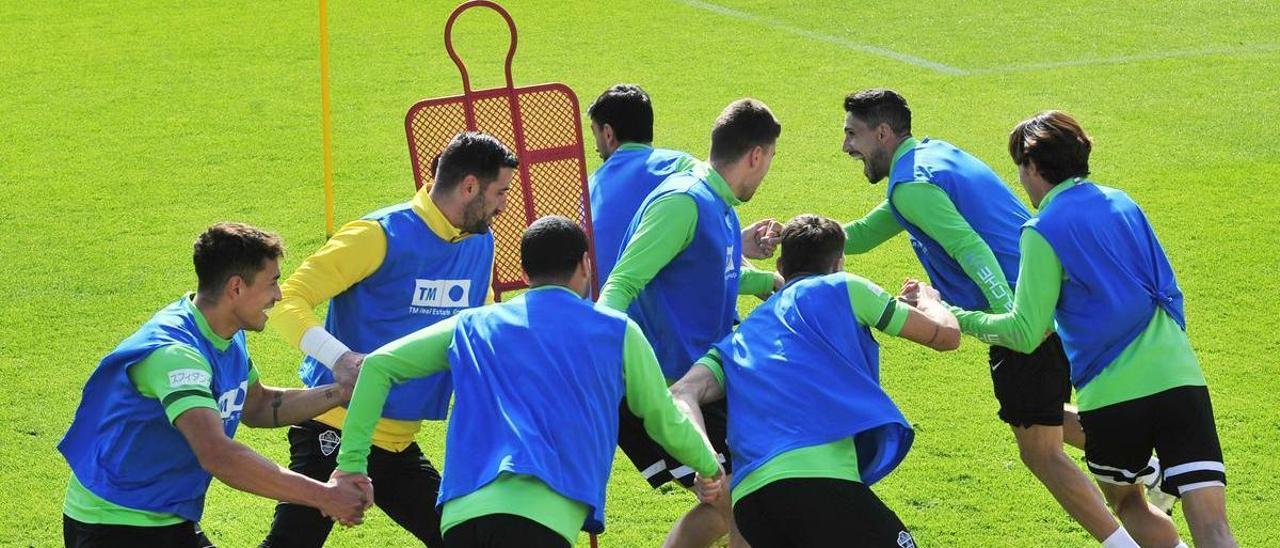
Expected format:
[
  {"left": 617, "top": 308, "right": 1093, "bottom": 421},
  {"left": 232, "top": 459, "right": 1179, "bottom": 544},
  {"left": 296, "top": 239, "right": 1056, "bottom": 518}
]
[{"left": 320, "top": 0, "right": 335, "bottom": 237}]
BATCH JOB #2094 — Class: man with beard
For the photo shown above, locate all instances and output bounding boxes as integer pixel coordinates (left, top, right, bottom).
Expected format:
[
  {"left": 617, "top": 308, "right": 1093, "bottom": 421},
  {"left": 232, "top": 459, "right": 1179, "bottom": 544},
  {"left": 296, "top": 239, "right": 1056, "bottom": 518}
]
[
  {"left": 260, "top": 132, "right": 516, "bottom": 547},
  {"left": 837, "top": 90, "right": 1141, "bottom": 545}
]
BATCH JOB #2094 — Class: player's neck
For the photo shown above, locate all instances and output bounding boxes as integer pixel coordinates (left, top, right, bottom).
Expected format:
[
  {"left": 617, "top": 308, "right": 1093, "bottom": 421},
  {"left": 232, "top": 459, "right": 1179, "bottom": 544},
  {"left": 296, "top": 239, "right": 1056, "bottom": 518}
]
[
  {"left": 192, "top": 293, "right": 242, "bottom": 339},
  {"left": 430, "top": 192, "right": 468, "bottom": 231},
  {"left": 710, "top": 159, "right": 750, "bottom": 201}
]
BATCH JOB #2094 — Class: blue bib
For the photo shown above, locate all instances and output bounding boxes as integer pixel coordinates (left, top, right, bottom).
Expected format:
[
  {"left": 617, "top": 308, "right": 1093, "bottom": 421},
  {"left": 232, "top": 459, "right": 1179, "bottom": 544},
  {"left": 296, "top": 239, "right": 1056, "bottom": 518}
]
[
  {"left": 58, "top": 297, "right": 252, "bottom": 522},
  {"left": 1028, "top": 181, "right": 1185, "bottom": 388},
  {"left": 714, "top": 274, "right": 913, "bottom": 490},
  {"left": 438, "top": 287, "right": 628, "bottom": 534},
  {"left": 622, "top": 167, "right": 741, "bottom": 380},
  {"left": 589, "top": 146, "right": 694, "bottom": 282},
  {"left": 300, "top": 203, "right": 494, "bottom": 420},
  {"left": 886, "top": 138, "right": 1029, "bottom": 310}
]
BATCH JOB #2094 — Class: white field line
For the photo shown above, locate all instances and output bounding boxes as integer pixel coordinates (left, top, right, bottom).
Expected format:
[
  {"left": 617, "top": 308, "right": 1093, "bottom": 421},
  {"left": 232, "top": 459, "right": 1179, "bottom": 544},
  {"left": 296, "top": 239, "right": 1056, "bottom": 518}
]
[
  {"left": 967, "top": 44, "right": 1280, "bottom": 75},
  {"left": 674, "top": 0, "right": 970, "bottom": 76},
  {"left": 675, "top": 0, "right": 1280, "bottom": 77}
]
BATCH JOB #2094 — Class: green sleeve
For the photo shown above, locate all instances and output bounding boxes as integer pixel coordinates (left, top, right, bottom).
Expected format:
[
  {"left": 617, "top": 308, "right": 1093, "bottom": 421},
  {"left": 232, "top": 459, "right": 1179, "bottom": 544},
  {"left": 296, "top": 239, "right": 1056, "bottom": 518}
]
[
  {"left": 336, "top": 317, "right": 457, "bottom": 474},
  {"left": 953, "top": 229, "right": 1062, "bottom": 353},
  {"left": 621, "top": 320, "right": 720, "bottom": 476},
  {"left": 247, "top": 360, "right": 260, "bottom": 386},
  {"left": 694, "top": 348, "right": 725, "bottom": 387},
  {"left": 128, "top": 345, "right": 218, "bottom": 424},
  {"left": 844, "top": 274, "right": 909, "bottom": 336},
  {"left": 843, "top": 200, "right": 904, "bottom": 254},
  {"left": 738, "top": 262, "right": 776, "bottom": 296},
  {"left": 599, "top": 195, "right": 697, "bottom": 311},
  {"left": 892, "top": 183, "right": 1014, "bottom": 313}
]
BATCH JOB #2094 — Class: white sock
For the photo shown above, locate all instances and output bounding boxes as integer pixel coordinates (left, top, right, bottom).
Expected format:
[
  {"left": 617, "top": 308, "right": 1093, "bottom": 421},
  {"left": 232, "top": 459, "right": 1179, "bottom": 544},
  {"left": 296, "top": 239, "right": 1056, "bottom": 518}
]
[
  {"left": 1101, "top": 527, "right": 1139, "bottom": 548},
  {"left": 1148, "top": 455, "right": 1162, "bottom": 476},
  {"left": 1173, "top": 543, "right": 1189, "bottom": 548}
]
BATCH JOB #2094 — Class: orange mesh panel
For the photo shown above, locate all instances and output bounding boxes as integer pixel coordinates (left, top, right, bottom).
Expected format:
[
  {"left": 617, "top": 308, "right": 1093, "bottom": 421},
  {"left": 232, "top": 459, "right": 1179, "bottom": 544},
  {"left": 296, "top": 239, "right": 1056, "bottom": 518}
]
[{"left": 405, "top": 83, "right": 595, "bottom": 300}]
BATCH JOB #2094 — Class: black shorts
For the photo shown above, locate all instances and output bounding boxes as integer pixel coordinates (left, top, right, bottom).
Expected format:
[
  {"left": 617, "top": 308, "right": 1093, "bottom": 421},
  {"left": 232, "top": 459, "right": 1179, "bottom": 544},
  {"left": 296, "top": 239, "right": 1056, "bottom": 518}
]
[
  {"left": 733, "top": 478, "right": 915, "bottom": 548},
  {"left": 442, "top": 514, "right": 569, "bottom": 548},
  {"left": 63, "top": 515, "right": 215, "bottom": 548},
  {"left": 618, "top": 398, "right": 730, "bottom": 488},
  {"left": 989, "top": 333, "right": 1072, "bottom": 427},
  {"left": 1079, "top": 385, "right": 1226, "bottom": 497},
  {"left": 260, "top": 420, "right": 443, "bottom": 548}
]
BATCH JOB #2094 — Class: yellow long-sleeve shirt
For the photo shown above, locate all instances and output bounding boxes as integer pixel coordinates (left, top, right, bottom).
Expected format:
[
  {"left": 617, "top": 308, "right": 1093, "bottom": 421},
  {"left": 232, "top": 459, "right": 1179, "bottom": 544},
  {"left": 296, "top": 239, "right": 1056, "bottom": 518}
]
[{"left": 268, "top": 186, "right": 494, "bottom": 451}]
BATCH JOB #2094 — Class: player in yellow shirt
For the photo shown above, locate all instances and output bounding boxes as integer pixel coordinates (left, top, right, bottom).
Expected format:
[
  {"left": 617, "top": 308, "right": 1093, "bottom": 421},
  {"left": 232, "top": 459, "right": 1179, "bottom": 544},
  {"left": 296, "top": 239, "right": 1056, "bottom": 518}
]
[{"left": 260, "top": 132, "right": 516, "bottom": 547}]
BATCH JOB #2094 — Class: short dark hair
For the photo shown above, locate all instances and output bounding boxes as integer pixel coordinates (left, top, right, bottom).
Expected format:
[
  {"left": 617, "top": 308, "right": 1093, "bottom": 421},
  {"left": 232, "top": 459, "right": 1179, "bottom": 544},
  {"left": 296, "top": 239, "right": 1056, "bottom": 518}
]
[
  {"left": 778, "top": 214, "right": 845, "bottom": 279},
  {"left": 843, "top": 89, "right": 911, "bottom": 135},
  {"left": 587, "top": 84, "right": 654, "bottom": 144},
  {"left": 520, "top": 215, "right": 588, "bottom": 281},
  {"left": 433, "top": 132, "right": 519, "bottom": 192},
  {"left": 709, "top": 98, "right": 782, "bottom": 162},
  {"left": 1008, "top": 110, "right": 1092, "bottom": 185},
  {"left": 193, "top": 222, "right": 285, "bottom": 296}
]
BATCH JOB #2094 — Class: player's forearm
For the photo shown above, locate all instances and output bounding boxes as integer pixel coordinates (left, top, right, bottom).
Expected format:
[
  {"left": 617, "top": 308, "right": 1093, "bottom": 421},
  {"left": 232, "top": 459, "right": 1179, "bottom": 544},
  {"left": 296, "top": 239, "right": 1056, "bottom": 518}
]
[
  {"left": 334, "top": 362, "right": 393, "bottom": 474},
  {"left": 268, "top": 295, "right": 323, "bottom": 349},
  {"left": 244, "top": 384, "right": 346, "bottom": 428},
  {"left": 893, "top": 183, "right": 1014, "bottom": 312},
  {"left": 953, "top": 308, "right": 1040, "bottom": 353},
  {"left": 668, "top": 360, "right": 726, "bottom": 411},
  {"left": 843, "top": 200, "right": 903, "bottom": 254},
  {"left": 914, "top": 298, "right": 961, "bottom": 349},
  {"left": 201, "top": 438, "right": 329, "bottom": 508},
  {"left": 954, "top": 244, "right": 1014, "bottom": 313},
  {"left": 738, "top": 262, "right": 778, "bottom": 296},
  {"left": 954, "top": 229, "right": 1061, "bottom": 352},
  {"left": 638, "top": 393, "right": 720, "bottom": 477}
]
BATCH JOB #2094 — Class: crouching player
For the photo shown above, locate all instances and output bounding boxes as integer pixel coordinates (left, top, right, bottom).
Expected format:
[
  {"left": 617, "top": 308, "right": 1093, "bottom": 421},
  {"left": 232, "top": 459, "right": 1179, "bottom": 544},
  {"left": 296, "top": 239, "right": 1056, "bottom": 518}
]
[
  {"left": 670, "top": 214, "right": 961, "bottom": 547},
  {"left": 59, "top": 223, "right": 371, "bottom": 548}
]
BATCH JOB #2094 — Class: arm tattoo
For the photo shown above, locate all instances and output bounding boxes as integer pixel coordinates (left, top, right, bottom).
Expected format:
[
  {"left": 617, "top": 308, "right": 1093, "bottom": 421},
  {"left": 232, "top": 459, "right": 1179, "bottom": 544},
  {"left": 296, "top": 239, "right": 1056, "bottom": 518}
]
[{"left": 271, "top": 391, "right": 283, "bottom": 427}]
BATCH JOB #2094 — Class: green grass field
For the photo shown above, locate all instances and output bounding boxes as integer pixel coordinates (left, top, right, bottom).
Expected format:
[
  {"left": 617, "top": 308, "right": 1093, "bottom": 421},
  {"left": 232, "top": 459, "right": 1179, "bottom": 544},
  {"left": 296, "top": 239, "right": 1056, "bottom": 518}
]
[{"left": 3, "top": 1, "right": 1279, "bottom": 546}]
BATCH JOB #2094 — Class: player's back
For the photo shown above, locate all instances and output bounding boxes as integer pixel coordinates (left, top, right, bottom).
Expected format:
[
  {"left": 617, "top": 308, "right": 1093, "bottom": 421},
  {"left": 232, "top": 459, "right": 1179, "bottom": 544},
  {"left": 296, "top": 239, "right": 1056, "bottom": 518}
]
[{"left": 589, "top": 146, "right": 694, "bottom": 281}]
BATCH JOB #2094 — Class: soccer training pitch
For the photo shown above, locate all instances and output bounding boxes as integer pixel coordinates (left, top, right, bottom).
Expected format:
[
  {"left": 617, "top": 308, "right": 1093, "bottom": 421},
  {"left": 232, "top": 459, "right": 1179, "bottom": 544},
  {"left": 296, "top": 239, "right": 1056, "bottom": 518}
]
[{"left": 2, "top": 1, "right": 1278, "bottom": 546}]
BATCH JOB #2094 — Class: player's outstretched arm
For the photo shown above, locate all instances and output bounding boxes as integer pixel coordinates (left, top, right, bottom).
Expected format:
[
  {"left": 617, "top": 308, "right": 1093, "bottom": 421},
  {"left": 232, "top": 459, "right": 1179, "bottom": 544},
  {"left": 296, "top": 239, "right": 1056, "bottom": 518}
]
[
  {"left": 843, "top": 200, "right": 904, "bottom": 255},
  {"left": 896, "top": 281, "right": 962, "bottom": 351},
  {"left": 335, "top": 316, "right": 457, "bottom": 475},
  {"left": 269, "top": 221, "right": 386, "bottom": 387},
  {"left": 240, "top": 381, "right": 348, "bottom": 428},
  {"left": 843, "top": 273, "right": 959, "bottom": 351},
  {"left": 173, "top": 407, "right": 371, "bottom": 525},
  {"left": 948, "top": 229, "right": 1063, "bottom": 353},
  {"left": 891, "top": 183, "right": 1014, "bottom": 313}
]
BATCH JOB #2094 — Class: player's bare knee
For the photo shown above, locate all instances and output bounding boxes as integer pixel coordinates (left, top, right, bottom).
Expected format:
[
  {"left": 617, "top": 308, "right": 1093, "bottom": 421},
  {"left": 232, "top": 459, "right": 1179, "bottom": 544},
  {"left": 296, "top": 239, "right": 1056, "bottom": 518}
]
[{"left": 1100, "top": 484, "right": 1145, "bottom": 514}]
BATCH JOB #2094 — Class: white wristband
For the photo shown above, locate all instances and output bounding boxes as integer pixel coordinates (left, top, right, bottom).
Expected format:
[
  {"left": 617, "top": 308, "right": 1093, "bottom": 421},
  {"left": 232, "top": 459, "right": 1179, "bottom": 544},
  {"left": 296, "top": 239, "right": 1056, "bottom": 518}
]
[{"left": 299, "top": 327, "right": 352, "bottom": 370}]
